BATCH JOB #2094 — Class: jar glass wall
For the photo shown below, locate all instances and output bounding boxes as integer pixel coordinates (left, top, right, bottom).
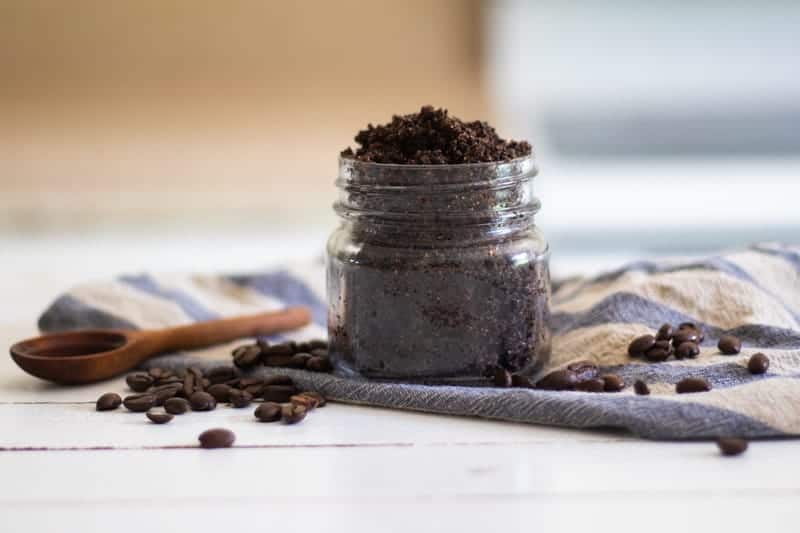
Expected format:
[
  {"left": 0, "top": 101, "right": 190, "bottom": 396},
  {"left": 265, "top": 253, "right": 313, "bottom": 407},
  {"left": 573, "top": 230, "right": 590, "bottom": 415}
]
[{"left": 326, "top": 156, "right": 550, "bottom": 384}]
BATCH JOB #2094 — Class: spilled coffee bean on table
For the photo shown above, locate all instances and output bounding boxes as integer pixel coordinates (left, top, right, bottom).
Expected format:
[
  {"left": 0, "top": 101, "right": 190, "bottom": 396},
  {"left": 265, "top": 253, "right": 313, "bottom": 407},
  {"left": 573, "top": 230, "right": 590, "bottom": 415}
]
[{"left": 93, "top": 337, "right": 332, "bottom": 446}]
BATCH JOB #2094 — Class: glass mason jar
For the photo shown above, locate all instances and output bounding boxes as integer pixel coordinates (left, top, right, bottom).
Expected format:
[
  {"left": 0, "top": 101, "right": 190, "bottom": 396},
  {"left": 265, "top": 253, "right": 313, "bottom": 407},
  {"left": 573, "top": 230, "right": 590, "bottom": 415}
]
[{"left": 326, "top": 155, "right": 551, "bottom": 384}]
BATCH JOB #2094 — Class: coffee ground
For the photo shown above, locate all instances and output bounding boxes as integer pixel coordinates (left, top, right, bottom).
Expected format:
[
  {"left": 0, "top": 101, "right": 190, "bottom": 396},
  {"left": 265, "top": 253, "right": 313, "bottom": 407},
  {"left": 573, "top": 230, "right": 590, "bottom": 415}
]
[{"left": 340, "top": 106, "right": 531, "bottom": 164}]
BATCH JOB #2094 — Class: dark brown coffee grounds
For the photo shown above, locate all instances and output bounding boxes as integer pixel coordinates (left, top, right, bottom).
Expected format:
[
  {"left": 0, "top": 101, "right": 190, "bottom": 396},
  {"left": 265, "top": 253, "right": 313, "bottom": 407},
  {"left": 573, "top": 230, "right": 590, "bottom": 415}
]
[{"left": 340, "top": 106, "right": 532, "bottom": 164}]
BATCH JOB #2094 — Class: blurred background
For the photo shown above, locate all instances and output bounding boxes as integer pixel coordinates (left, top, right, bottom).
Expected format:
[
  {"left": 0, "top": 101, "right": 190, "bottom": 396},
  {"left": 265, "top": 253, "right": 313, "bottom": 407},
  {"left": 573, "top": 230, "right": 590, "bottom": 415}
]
[{"left": 2, "top": 0, "right": 799, "bottom": 288}]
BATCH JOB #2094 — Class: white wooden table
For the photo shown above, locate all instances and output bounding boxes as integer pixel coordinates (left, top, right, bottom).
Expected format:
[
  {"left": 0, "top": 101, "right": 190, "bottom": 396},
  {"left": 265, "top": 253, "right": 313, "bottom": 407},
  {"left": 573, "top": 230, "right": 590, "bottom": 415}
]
[{"left": 2, "top": 234, "right": 798, "bottom": 533}]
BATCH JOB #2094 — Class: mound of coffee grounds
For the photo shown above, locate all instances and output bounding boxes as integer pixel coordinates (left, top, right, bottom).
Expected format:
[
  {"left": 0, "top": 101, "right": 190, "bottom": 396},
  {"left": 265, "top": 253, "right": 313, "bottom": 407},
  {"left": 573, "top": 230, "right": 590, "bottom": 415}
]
[{"left": 340, "top": 105, "right": 532, "bottom": 164}]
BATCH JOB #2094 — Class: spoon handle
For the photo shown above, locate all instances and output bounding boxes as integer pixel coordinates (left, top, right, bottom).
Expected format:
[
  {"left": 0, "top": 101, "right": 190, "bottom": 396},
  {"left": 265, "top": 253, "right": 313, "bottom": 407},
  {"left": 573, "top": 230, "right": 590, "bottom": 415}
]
[{"left": 145, "top": 306, "right": 312, "bottom": 353}]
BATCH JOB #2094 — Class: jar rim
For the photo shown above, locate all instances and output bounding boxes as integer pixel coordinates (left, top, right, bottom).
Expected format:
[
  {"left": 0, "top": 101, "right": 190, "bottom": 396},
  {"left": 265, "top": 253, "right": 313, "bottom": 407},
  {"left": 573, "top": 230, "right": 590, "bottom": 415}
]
[
  {"left": 338, "top": 154, "right": 535, "bottom": 171},
  {"left": 338, "top": 155, "right": 537, "bottom": 190}
]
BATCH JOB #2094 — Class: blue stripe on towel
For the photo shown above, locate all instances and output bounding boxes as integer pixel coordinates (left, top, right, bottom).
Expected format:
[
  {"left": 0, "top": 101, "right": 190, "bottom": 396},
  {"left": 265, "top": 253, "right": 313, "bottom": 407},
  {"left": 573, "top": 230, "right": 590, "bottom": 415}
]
[
  {"left": 551, "top": 292, "right": 705, "bottom": 334},
  {"left": 119, "top": 274, "right": 219, "bottom": 322},
  {"left": 225, "top": 270, "right": 327, "bottom": 326},
  {"left": 591, "top": 256, "right": 758, "bottom": 285},
  {"left": 38, "top": 294, "right": 138, "bottom": 332},
  {"left": 752, "top": 243, "right": 800, "bottom": 273}
]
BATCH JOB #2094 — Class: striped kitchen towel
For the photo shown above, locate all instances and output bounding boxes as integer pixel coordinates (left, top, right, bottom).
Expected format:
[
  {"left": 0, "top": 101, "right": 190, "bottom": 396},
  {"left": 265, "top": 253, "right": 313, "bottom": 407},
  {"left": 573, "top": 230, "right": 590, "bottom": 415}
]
[{"left": 38, "top": 243, "right": 800, "bottom": 440}]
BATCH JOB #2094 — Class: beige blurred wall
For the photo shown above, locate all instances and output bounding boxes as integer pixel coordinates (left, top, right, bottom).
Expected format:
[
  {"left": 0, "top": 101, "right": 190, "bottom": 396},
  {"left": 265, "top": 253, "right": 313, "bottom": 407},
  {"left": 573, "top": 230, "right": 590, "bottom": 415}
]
[{"left": 0, "top": 0, "right": 487, "bottom": 230}]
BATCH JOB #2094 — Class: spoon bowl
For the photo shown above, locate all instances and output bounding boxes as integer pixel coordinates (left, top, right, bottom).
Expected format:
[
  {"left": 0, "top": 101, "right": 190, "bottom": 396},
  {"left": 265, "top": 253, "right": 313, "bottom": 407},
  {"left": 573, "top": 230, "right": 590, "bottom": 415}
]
[{"left": 10, "top": 330, "right": 148, "bottom": 385}]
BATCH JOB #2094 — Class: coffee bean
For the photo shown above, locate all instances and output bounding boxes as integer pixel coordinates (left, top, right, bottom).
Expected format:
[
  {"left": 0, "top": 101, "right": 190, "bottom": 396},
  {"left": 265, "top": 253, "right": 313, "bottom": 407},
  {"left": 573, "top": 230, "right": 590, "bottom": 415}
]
[
  {"left": 281, "top": 403, "right": 307, "bottom": 424},
  {"left": 718, "top": 335, "right": 742, "bottom": 355},
  {"left": 309, "top": 339, "right": 329, "bottom": 350},
  {"left": 717, "top": 437, "right": 748, "bottom": 456},
  {"left": 684, "top": 324, "right": 705, "bottom": 343},
  {"left": 288, "top": 353, "right": 312, "bottom": 368},
  {"left": 155, "top": 375, "right": 182, "bottom": 387},
  {"left": 232, "top": 344, "right": 262, "bottom": 368},
  {"left": 511, "top": 374, "right": 535, "bottom": 389},
  {"left": 574, "top": 378, "right": 605, "bottom": 392},
  {"left": 655, "top": 323, "right": 673, "bottom": 341},
  {"left": 261, "top": 343, "right": 295, "bottom": 356},
  {"left": 535, "top": 369, "right": 577, "bottom": 391},
  {"left": 602, "top": 374, "right": 625, "bottom": 392},
  {"left": 492, "top": 367, "right": 512, "bottom": 388},
  {"left": 228, "top": 389, "right": 253, "bottom": 408},
  {"left": 254, "top": 401, "right": 282, "bottom": 422},
  {"left": 644, "top": 347, "right": 671, "bottom": 362},
  {"left": 96, "top": 392, "right": 122, "bottom": 411},
  {"left": 204, "top": 366, "right": 237, "bottom": 384},
  {"left": 207, "top": 384, "right": 232, "bottom": 402},
  {"left": 748, "top": 353, "right": 769, "bottom": 374},
  {"left": 123, "top": 393, "right": 156, "bottom": 412},
  {"left": 306, "top": 355, "right": 332, "bottom": 372},
  {"left": 237, "top": 377, "right": 263, "bottom": 388},
  {"left": 678, "top": 323, "right": 704, "bottom": 342},
  {"left": 653, "top": 340, "right": 672, "bottom": 351},
  {"left": 126, "top": 372, "right": 154, "bottom": 392},
  {"left": 672, "top": 328, "right": 700, "bottom": 348},
  {"left": 566, "top": 360, "right": 598, "bottom": 381},
  {"left": 628, "top": 335, "right": 656, "bottom": 358},
  {"left": 256, "top": 338, "right": 270, "bottom": 351},
  {"left": 675, "top": 341, "right": 700, "bottom": 359},
  {"left": 675, "top": 377, "right": 711, "bottom": 393},
  {"left": 150, "top": 383, "right": 182, "bottom": 405},
  {"left": 189, "top": 391, "right": 217, "bottom": 411},
  {"left": 244, "top": 383, "right": 266, "bottom": 397},
  {"left": 148, "top": 368, "right": 170, "bottom": 380},
  {"left": 264, "top": 374, "right": 294, "bottom": 385},
  {"left": 262, "top": 385, "right": 298, "bottom": 403},
  {"left": 290, "top": 393, "right": 320, "bottom": 410},
  {"left": 146, "top": 411, "right": 174, "bottom": 424},
  {"left": 198, "top": 428, "right": 235, "bottom": 449},
  {"left": 176, "top": 372, "right": 194, "bottom": 390},
  {"left": 300, "top": 391, "right": 326, "bottom": 407},
  {"left": 633, "top": 380, "right": 650, "bottom": 395},
  {"left": 295, "top": 341, "right": 313, "bottom": 353},
  {"left": 310, "top": 348, "right": 329, "bottom": 358},
  {"left": 164, "top": 397, "right": 190, "bottom": 415},
  {"left": 187, "top": 367, "right": 204, "bottom": 391},
  {"left": 262, "top": 353, "right": 296, "bottom": 367}
]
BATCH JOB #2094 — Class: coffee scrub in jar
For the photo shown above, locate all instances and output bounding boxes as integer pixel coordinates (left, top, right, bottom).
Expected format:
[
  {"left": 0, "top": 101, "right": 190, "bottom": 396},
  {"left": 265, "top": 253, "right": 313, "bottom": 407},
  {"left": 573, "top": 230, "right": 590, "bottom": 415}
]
[{"left": 327, "top": 106, "right": 551, "bottom": 384}]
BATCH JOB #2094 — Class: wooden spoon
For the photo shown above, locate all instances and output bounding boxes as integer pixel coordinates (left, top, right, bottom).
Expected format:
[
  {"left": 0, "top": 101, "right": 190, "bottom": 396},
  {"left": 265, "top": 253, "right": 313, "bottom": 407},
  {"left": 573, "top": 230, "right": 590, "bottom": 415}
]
[{"left": 9, "top": 307, "right": 311, "bottom": 384}]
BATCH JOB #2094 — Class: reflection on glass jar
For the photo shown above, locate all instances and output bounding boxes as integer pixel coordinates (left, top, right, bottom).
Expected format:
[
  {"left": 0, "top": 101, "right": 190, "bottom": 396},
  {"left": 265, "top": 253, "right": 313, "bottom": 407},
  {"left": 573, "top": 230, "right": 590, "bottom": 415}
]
[{"left": 327, "top": 156, "right": 550, "bottom": 384}]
